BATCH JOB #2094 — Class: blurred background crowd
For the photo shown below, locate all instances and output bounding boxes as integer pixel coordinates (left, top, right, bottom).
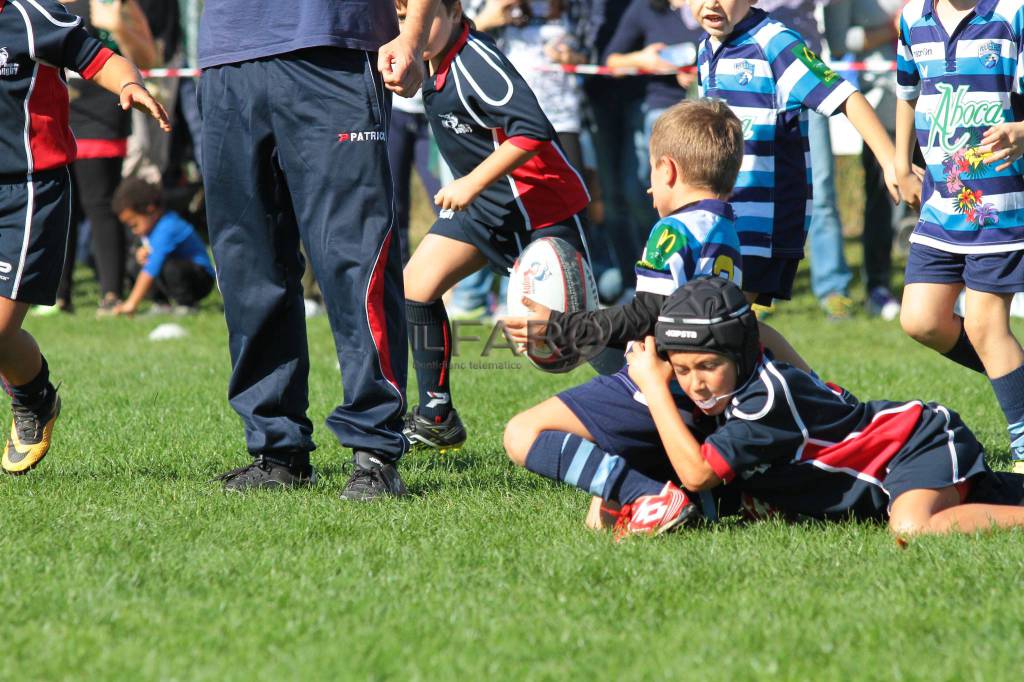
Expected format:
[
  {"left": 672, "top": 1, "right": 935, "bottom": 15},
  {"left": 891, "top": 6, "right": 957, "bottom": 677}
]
[{"left": 44, "top": 0, "right": 913, "bottom": 323}]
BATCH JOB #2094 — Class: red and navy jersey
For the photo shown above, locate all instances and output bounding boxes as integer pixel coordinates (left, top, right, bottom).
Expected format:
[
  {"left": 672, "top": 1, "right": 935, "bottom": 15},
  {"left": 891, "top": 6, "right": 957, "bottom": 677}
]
[
  {"left": 0, "top": 0, "right": 112, "bottom": 175},
  {"left": 422, "top": 23, "right": 590, "bottom": 232},
  {"left": 700, "top": 359, "right": 976, "bottom": 520}
]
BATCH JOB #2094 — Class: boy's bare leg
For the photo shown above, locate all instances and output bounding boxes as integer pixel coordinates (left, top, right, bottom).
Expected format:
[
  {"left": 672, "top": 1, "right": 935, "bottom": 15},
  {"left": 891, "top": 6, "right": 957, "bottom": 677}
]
[
  {"left": 503, "top": 397, "right": 616, "bottom": 529},
  {"left": 962, "top": 289, "right": 1024, "bottom": 378},
  {"left": 900, "top": 282, "right": 965, "bottom": 353},
  {"left": 503, "top": 396, "right": 594, "bottom": 466},
  {"left": 0, "top": 299, "right": 41, "bottom": 386},
  {"left": 403, "top": 234, "right": 490, "bottom": 303},
  {"left": 890, "top": 486, "right": 1024, "bottom": 535}
]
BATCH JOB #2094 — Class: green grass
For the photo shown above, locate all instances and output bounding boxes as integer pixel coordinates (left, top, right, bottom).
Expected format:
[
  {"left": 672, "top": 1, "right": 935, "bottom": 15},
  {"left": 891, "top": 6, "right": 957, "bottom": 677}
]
[{"left": 5, "top": 247, "right": 1024, "bottom": 681}]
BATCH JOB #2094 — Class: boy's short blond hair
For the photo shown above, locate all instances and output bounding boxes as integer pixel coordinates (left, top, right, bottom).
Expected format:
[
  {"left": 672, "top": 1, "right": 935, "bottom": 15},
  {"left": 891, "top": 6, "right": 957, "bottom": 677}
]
[{"left": 650, "top": 99, "right": 744, "bottom": 196}]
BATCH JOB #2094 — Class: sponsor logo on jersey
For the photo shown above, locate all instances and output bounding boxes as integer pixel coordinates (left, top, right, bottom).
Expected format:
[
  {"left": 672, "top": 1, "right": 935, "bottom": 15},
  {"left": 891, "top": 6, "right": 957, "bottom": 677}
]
[
  {"left": 979, "top": 41, "right": 1000, "bottom": 68},
  {"left": 439, "top": 113, "right": 473, "bottom": 134},
  {"left": 735, "top": 59, "right": 755, "bottom": 86},
  {"left": 0, "top": 48, "right": 19, "bottom": 77},
  {"left": 639, "top": 223, "right": 683, "bottom": 270},
  {"left": 926, "top": 83, "right": 1004, "bottom": 154},
  {"left": 912, "top": 46, "right": 933, "bottom": 59},
  {"left": 337, "top": 130, "right": 385, "bottom": 143},
  {"left": 0, "top": 261, "right": 11, "bottom": 274},
  {"left": 791, "top": 45, "right": 838, "bottom": 86}
]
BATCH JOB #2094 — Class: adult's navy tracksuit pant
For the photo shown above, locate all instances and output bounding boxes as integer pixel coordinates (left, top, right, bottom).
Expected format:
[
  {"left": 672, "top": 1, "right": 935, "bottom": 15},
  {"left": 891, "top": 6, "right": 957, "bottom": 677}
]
[{"left": 199, "top": 47, "right": 408, "bottom": 462}]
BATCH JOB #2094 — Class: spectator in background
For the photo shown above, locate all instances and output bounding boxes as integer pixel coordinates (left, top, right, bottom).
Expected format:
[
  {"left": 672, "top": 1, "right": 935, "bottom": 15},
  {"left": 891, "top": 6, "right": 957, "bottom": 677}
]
[
  {"left": 110, "top": 178, "right": 214, "bottom": 316},
  {"left": 123, "top": 0, "right": 181, "bottom": 183},
  {"left": 584, "top": 0, "right": 654, "bottom": 300},
  {"left": 825, "top": 0, "right": 903, "bottom": 320},
  {"left": 63, "top": 0, "right": 160, "bottom": 315},
  {"left": 389, "top": 90, "right": 442, "bottom": 266},
  {"left": 605, "top": 0, "right": 699, "bottom": 188},
  {"left": 759, "top": 0, "right": 856, "bottom": 320}
]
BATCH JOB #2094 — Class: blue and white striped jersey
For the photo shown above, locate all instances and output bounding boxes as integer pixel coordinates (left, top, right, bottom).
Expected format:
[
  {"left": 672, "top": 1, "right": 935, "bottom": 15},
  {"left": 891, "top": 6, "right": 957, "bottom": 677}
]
[
  {"left": 897, "top": 0, "right": 1024, "bottom": 253},
  {"left": 635, "top": 199, "right": 743, "bottom": 295},
  {"left": 697, "top": 8, "right": 857, "bottom": 259}
]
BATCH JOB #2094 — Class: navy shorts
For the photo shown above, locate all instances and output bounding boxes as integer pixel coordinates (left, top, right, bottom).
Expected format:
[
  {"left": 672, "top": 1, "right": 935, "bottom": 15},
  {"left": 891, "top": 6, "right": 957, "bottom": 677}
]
[
  {"left": 430, "top": 210, "right": 591, "bottom": 274},
  {"left": 883, "top": 403, "right": 989, "bottom": 505},
  {"left": 904, "top": 242, "right": 1024, "bottom": 294},
  {"left": 742, "top": 256, "right": 800, "bottom": 306},
  {"left": 557, "top": 368, "right": 742, "bottom": 519},
  {"left": 0, "top": 168, "right": 73, "bottom": 305}
]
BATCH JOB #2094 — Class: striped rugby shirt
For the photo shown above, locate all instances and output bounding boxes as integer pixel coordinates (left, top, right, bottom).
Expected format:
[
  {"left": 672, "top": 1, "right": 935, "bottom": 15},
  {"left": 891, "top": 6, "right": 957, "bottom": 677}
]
[
  {"left": 0, "top": 0, "right": 113, "bottom": 176},
  {"left": 635, "top": 199, "right": 743, "bottom": 295},
  {"left": 422, "top": 22, "right": 590, "bottom": 234},
  {"left": 697, "top": 8, "right": 857, "bottom": 259},
  {"left": 897, "top": 0, "right": 1024, "bottom": 253}
]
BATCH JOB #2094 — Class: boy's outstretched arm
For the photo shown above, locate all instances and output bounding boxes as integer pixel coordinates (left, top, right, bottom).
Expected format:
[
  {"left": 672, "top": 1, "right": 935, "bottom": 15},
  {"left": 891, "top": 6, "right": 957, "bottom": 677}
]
[
  {"left": 503, "top": 291, "right": 664, "bottom": 352},
  {"left": 840, "top": 92, "right": 899, "bottom": 202},
  {"left": 627, "top": 337, "right": 722, "bottom": 491},
  {"left": 113, "top": 271, "right": 155, "bottom": 316},
  {"left": 89, "top": 54, "right": 171, "bottom": 131},
  {"left": 894, "top": 98, "right": 923, "bottom": 210},
  {"left": 434, "top": 141, "right": 537, "bottom": 211}
]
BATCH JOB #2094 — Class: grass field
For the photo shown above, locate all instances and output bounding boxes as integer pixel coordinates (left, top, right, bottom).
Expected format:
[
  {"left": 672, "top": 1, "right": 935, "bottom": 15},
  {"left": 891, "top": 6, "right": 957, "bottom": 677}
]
[{"left": 5, "top": 206, "right": 1024, "bottom": 680}]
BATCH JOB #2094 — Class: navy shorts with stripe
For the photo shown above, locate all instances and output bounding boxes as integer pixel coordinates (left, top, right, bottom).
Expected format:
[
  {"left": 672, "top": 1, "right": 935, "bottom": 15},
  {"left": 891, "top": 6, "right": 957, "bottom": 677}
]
[
  {"left": 0, "top": 168, "right": 72, "bottom": 305},
  {"left": 742, "top": 255, "right": 800, "bottom": 306},
  {"left": 882, "top": 404, "right": 988, "bottom": 504},
  {"left": 429, "top": 210, "right": 590, "bottom": 274},
  {"left": 904, "top": 242, "right": 1024, "bottom": 293}
]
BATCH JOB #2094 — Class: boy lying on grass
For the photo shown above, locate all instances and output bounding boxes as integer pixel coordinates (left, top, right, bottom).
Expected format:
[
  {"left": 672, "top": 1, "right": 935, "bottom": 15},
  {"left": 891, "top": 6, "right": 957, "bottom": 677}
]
[{"left": 507, "top": 276, "right": 1024, "bottom": 540}]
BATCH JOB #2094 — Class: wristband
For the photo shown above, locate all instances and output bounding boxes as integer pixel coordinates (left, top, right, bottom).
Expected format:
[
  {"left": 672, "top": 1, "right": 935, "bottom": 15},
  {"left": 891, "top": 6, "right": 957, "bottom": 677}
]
[{"left": 120, "top": 81, "right": 145, "bottom": 93}]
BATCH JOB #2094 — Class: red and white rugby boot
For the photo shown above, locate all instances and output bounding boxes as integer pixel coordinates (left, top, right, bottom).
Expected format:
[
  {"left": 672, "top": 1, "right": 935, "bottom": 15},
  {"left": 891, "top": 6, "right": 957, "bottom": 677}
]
[{"left": 612, "top": 482, "right": 698, "bottom": 541}]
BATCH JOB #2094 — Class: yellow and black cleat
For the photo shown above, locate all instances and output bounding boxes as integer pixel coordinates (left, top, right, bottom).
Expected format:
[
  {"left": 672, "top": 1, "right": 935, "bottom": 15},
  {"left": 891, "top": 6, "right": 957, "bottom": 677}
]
[{"left": 3, "top": 392, "right": 61, "bottom": 475}]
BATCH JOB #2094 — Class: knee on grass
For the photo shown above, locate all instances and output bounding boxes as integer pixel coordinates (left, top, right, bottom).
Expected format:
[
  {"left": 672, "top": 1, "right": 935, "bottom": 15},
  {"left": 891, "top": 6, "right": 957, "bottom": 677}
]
[{"left": 503, "top": 412, "right": 541, "bottom": 468}]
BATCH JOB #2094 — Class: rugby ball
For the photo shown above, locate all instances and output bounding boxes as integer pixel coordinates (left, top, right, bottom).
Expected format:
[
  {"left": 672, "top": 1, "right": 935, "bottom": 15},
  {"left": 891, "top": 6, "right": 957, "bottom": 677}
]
[{"left": 506, "top": 237, "right": 599, "bottom": 372}]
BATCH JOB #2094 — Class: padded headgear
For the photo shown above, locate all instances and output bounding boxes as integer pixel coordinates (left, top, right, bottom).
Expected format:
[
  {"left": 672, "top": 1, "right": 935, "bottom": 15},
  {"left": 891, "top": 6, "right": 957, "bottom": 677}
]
[{"left": 655, "top": 276, "right": 760, "bottom": 382}]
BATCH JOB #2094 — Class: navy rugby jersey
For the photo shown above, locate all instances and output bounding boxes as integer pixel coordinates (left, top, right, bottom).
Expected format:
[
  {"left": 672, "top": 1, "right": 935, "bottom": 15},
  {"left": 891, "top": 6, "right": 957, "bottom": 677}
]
[
  {"left": 422, "top": 23, "right": 590, "bottom": 232},
  {"left": 897, "top": 0, "right": 1024, "bottom": 253},
  {"left": 0, "top": 0, "right": 112, "bottom": 175},
  {"left": 697, "top": 8, "right": 857, "bottom": 259},
  {"left": 700, "top": 358, "right": 967, "bottom": 520}
]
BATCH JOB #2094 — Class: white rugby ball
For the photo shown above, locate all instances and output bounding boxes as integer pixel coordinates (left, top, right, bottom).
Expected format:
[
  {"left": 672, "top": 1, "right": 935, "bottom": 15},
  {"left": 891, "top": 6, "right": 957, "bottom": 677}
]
[{"left": 507, "top": 237, "right": 599, "bottom": 372}]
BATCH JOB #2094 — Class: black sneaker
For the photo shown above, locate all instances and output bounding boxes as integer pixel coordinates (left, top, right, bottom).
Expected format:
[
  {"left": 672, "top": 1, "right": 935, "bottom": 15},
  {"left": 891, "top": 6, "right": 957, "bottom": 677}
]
[
  {"left": 215, "top": 455, "right": 317, "bottom": 492},
  {"left": 403, "top": 407, "right": 467, "bottom": 452},
  {"left": 339, "top": 451, "right": 407, "bottom": 501}
]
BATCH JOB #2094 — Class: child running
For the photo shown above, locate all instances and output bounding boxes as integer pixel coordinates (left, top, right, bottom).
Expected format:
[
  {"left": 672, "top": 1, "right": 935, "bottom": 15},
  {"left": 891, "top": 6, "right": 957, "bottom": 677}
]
[
  {"left": 0, "top": 0, "right": 169, "bottom": 474},
  {"left": 399, "top": 0, "right": 593, "bottom": 452},
  {"left": 894, "top": 0, "right": 1024, "bottom": 474}
]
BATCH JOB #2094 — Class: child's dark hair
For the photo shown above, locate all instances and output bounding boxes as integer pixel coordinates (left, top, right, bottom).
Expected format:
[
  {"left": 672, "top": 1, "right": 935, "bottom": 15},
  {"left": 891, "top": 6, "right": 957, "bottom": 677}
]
[
  {"left": 650, "top": 99, "right": 745, "bottom": 196},
  {"left": 112, "top": 177, "right": 163, "bottom": 215}
]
